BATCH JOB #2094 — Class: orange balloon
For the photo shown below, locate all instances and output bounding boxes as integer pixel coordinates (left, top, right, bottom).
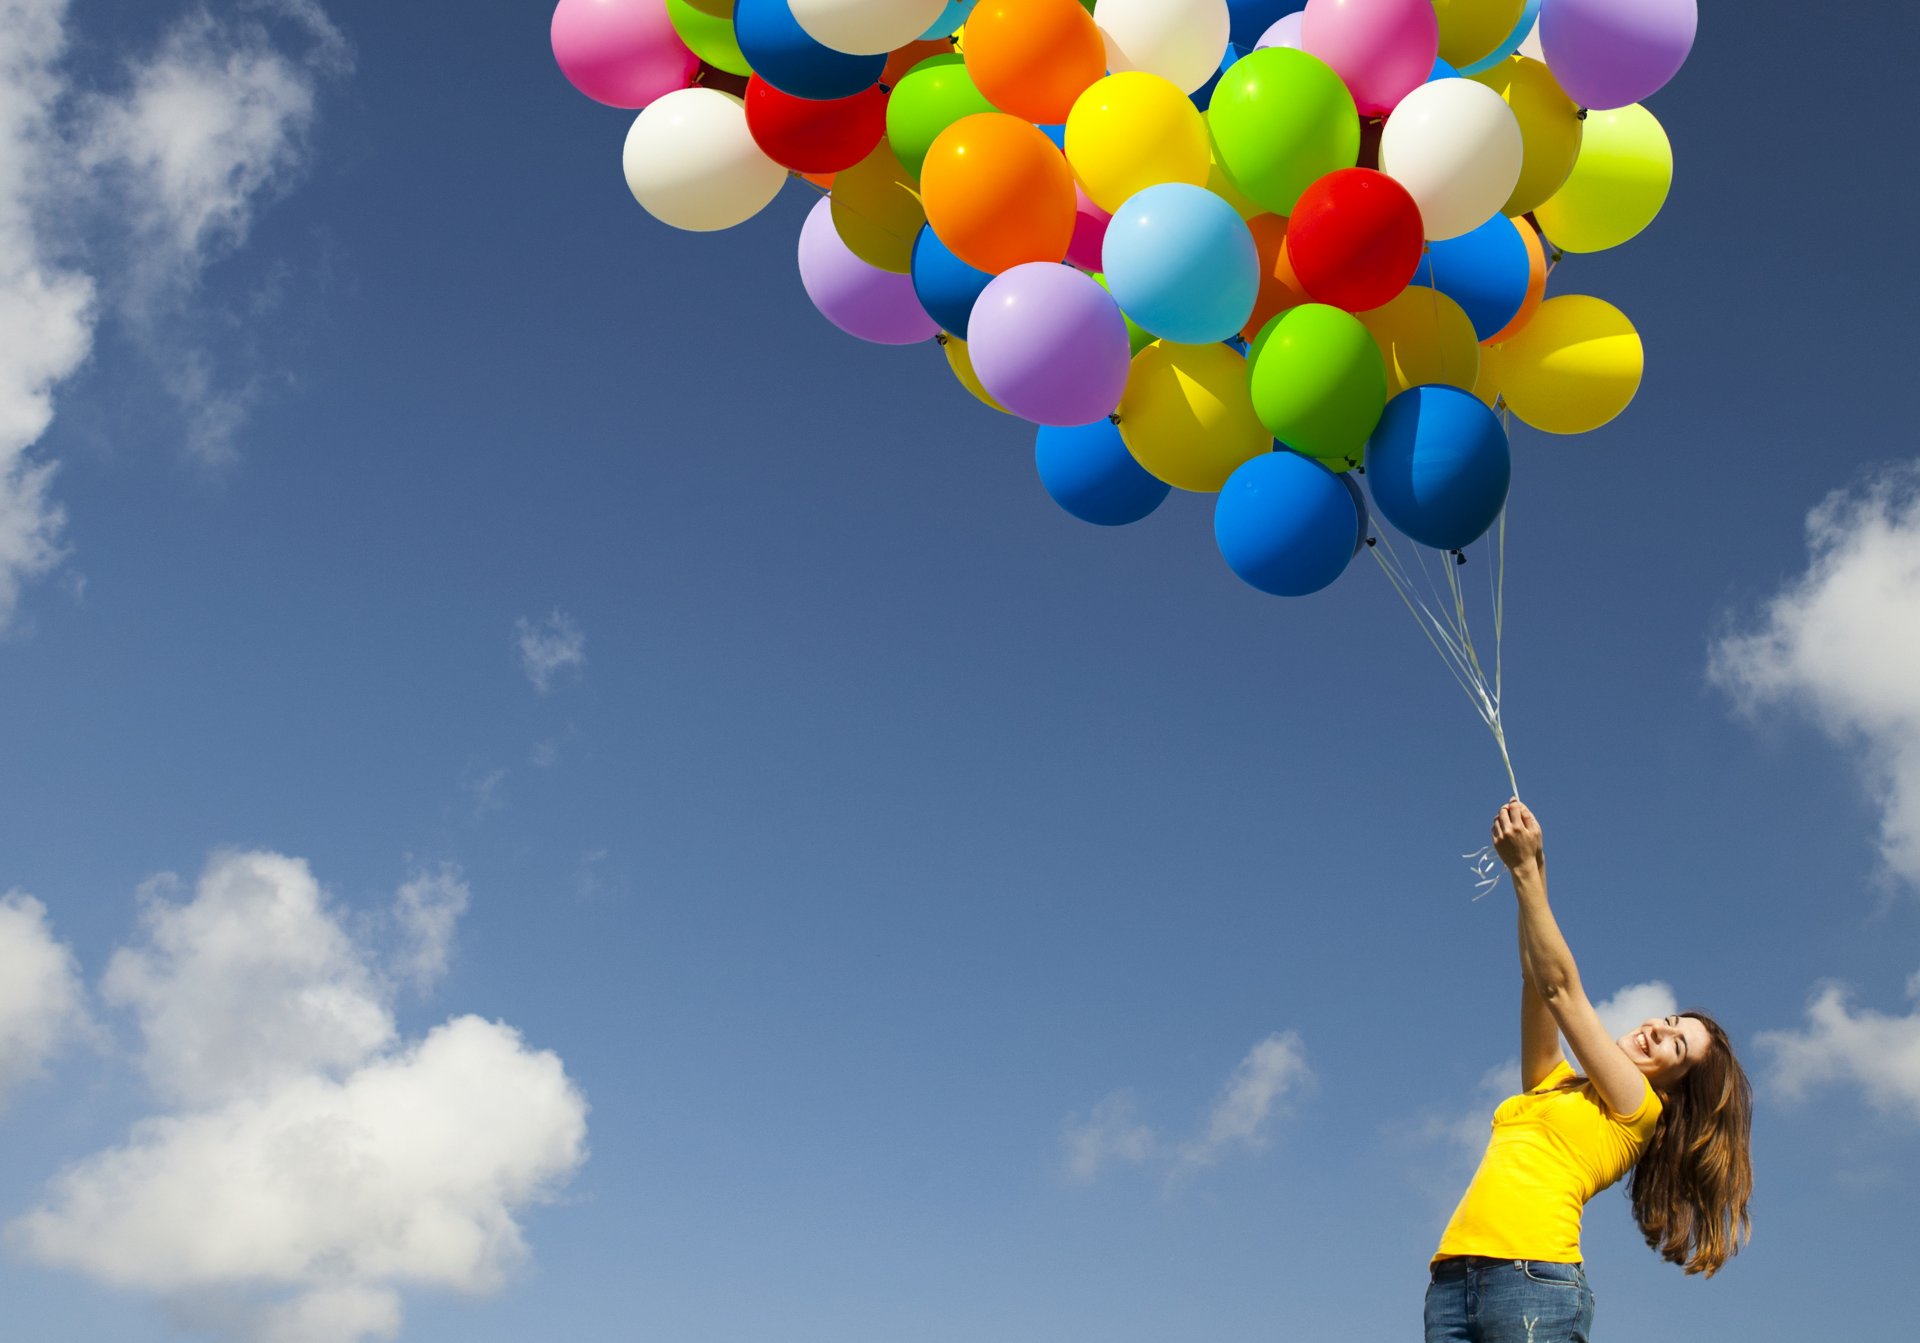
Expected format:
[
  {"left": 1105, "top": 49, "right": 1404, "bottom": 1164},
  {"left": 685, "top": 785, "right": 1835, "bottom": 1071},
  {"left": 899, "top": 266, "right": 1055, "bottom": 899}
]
[
  {"left": 882, "top": 38, "right": 953, "bottom": 90},
  {"left": 1485, "top": 216, "right": 1547, "bottom": 345},
  {"left": 963, "top": 0, "right": 1105, "bottom": 125},
  {"left": 1241, "top": 214, "right": 1312, "bottom": 341},
  {"left": 920, "top": 113, "right": 1075, "bottom": 273}
]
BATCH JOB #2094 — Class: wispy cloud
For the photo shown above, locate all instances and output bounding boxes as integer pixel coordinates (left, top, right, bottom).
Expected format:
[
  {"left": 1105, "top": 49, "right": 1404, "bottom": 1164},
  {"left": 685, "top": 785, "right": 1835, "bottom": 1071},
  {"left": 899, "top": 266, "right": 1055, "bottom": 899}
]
[
  {"left": 1062, "top": 1091, "right": 1156, "bottom": 1182},
  {"left": 391, "top": 864, "right": 469, "bottom": 996},
  {"left": 1711, "top": 468, "right": 1920, "bottom": 888},
  {"left": 515, "top": 610, "right": 587, "bottom": 693},
  {"left": 1758, "top": 977, "right": 1920, "bottom": 1124},
  {"left": 0, "top": 890, "right": 90, "bottom": 1108}
]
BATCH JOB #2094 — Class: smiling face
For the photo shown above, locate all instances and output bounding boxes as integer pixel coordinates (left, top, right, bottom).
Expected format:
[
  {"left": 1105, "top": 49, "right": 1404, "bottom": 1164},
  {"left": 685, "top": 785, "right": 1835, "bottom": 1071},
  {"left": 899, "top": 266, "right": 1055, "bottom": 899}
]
[{"left": 1619, "top": 1013, "right": 1712, "bottom": 1091}]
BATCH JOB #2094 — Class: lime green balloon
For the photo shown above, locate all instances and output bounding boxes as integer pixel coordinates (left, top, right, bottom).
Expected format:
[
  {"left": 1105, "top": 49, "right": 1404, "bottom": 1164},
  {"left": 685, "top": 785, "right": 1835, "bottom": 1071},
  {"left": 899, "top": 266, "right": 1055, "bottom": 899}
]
[
  {"left": 1206, "top": 48, "right": 1360, "bottom": 216},
  {"left": 885, "top": 54, "right": 997, "bottom": 181},
  {"left": 682, "top": 0, "right": 734, "bottom": 17},
  {"left": 1095, "top": 274, "right": 1157, "bottom": 356},
  {"left": 666, "top": 0, "right": 750, "bottom": 77},
  {"left": 1247, "top": 304, "right": 1387, "bottom": 469},
  {"left": 1533, "top": 104, "right": 1672, "bottom": 254}
]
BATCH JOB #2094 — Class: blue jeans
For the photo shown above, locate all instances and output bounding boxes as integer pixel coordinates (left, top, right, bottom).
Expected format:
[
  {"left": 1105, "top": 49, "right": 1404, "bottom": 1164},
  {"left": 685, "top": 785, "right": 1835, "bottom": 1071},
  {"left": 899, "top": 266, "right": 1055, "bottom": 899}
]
[{"left": 1424, "top": 1256, "right": 1595, "bottom": 1342}]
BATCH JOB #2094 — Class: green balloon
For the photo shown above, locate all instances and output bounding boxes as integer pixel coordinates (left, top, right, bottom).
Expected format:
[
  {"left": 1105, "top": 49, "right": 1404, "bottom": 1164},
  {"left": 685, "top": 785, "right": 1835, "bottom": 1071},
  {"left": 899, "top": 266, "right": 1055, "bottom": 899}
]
[
  {"left": 666, "top": 0, "right": 750, "bottom": 78},
  {"left": 1207, "top": 48, "right": 1361, "bottom": 216},
  {"left": 1094, "top": 274, "right": 1156, "bottom": 356},
  {"left": 1247, "top": 304, "right": 1387, "bottom": 470},
  {"left": 885, "top": 54, "right": 996, "bottom": 182},
  {"left": 682, "top": 0, "right": 734, "bottom": 17}
]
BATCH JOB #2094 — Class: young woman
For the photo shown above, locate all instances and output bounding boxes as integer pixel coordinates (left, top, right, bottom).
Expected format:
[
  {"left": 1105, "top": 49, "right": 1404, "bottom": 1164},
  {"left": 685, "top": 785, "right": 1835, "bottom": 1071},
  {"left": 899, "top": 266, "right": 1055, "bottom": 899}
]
[{"left": 1424, "top": 800, "right": 1753, "bottom": 1343}]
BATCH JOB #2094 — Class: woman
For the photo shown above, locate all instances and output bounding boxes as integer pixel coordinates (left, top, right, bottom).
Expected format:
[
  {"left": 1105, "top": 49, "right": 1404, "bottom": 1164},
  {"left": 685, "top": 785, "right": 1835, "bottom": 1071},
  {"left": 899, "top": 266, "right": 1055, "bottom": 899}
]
[{"left": 1424, "top": 800, "right": 1753, "bottom": 1343}]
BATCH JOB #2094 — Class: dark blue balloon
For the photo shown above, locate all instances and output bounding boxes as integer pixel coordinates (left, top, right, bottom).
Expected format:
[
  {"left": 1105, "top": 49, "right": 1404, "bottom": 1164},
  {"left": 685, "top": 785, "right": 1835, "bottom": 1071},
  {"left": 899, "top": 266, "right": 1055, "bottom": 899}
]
[
  {"left": 734, "top": 0, "right": 886, "bottom": 101},
  {"left": 1338, "top": 472, "right": 1369, "bottom": 557},
  {"left": 1037, "top": 123, "right": 1067, "bottom": 152},
  {"left": 1419, "top": 214, "right": 1530, "bottom": 341},
  {"left": 1035, "top": 419, "right": 1170, "bottom": 527},
  {"left": 1227, "top": 0, "right": 1306, "bottom": 49},
  {"left": 1364, "top": 387, "right": 1511, "bottom": 551},
  {"left": 1214, "top": 451, "right": 1359, "bottom": 596},
  {"left": 910, "top": 225, "right": 993, "bottom": 339}
]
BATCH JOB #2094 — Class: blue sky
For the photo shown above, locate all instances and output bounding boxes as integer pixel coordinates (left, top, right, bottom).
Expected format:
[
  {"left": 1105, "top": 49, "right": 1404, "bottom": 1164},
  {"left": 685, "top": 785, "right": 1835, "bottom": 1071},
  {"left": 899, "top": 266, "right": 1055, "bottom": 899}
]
[{"left": 2, "top": 1, "right": 1918, "bottom": 1339}]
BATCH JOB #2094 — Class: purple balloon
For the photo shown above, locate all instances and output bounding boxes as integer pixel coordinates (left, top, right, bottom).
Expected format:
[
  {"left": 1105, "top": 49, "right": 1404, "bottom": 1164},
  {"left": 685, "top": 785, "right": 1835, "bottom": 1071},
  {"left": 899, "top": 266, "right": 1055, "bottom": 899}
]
[
  {"left": 797, "top": 198, "right": 938, "bottom": 346},
  {"left": 1257, "top": 13, "right": 1304, "bottom": 49},
  {"left": 967, "top": 265, "right": 1131, "bottom": 427},
  {"left": 1539, "top": 0, "right": 1696, "bottom": 110}
]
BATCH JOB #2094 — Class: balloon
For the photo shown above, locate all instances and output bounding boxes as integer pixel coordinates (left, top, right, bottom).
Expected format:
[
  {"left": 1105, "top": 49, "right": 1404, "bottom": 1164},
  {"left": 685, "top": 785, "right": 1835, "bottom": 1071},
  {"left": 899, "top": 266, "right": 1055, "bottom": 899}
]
[
  {"left": 1364, "top": 385, "right": 1510, "bottom": 549},
  {"left": 910, "top": 223, "right": 994, "bottom": 336},
  {"left": 734, "top": 0, "right": 886, "bottom": 100},
  {"left": 552, "top": 0, "right": 699, "bottom": 108},
  {"left": 1229, "top": 0, "right": 1305, "bottom": 48},
  {"left": 1100, "top": 184, "right": 1259, "bottom": 345},
  {"left": 1418, "top": 211, "right": 1530, "bottom": 340},
  {"left": 1035, "top": 418, "right": 1171, "bottom": 523},
  {"left": 963, "top": 0, "right": 1107, "bottom": 125},
  {"left": 1215, "top": 450, "right": 1359, "bottom": 595},
  {"left": 1258, "top": 12, "right": 1304, "bottom": 48},
  {"left": 1532, "top": 103, "right": 1672, "bottom": 253},
  {"left": 881, "top": 38, "right": 954, "bottom": 87},
  {"left": 939, "top": 334, "right": 1009, "bottom": 411},
  {"left": 1538, "top": 0, "right": 1696, "bottom": 111},
  {"left": 1458, "top": 0, "right": 1538, "bottom": 75},
  {"left": 884, "top": 53, "right": 996, "bottom": 179},
  {"left": 1093, "top": 273, "right": 1159, "bottom": 355},
  {"left": 789, "top": 0, "right": 948, "bottom": 56},
  {"left": 1206, "top": 48, "right": 1359, "bottom": 216},
  {"left": 1356, "top": 287, "right": 1480, "bottom": 398},
  {"left": 744, "top": 75, "right": 887, "bottom": 172},
  {"left": 1339, "top": 470, "right": 1370, "bottom": 555},
  {"left": 1492, "top": 294, "right": 1642, "bottom": 433},
  {"left": 1241, "top": 213, "right": 1312, "bottom": 340},
  {"left": 1116, "top": 341, "right": 1270, "bottom": 491},
  {"left": 919, "top": 1, "right": 977, "bottom": 41},
  {"left": 1378, "top": 77, "right": 1521, "bottom": 239},
  {"left": 1066, "top": 183, "right": 1113, "bottom": 271},
  {"left": 967, "top": 263, "right": 1132, "bottom": 424},
  {"left": 1432, "top": 0, "right": 1524, "bottom": 70},
  {"left": 1205, "top": 147, "right": 1264, "bottom": 220},
  {"left": 920, "top": 113, "right": 1076, "bottom": 273},
  {"left": 1299, "top": 0, "right": 1438, "bottom": 117},
  {"left": 1284, "top": 167, "right": 1424, "bottom": 313},
  {"left": 623, "top": 88, "right": 786, "bottom": 230},
  {"left": 797, "top": 196, "right": 941, "bottom": 343},
  {"left": 696, "top": 62, "right": 751, "bottom": 97},
  {"left": 1066, "top": 72, "right": 1213, "bottom": 214},
  {"left": 1246, "top": 303, "right": 1386, "bottom": 468},
  {"left": 666, "top": 0, "right": 752, "bottom": 74},
  {"left": 1468, "top": 55, "right": 1580, "bottom": 216},
  {"left": 682, "top": 0, "right": 736, "bottom": 15},
  {"left": 831, "top": 138, "right": 924, "bottom": 272},
  {"left": 1095, "top": 0, "right": 1233, "bottom": 95},
  {"left": 1483, "top": 215, "right": 1545, "bottom": 344}
]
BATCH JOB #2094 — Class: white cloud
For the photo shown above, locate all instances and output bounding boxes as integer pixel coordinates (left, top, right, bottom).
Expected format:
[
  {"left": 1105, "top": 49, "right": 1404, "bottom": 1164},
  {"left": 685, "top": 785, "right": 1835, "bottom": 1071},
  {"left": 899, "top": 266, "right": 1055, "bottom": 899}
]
[
  {"left": 1711, "top": 469, "right": 1920, "bottom": 886},
  {"left": 10, "top": 851, "right": 589, "bottom": 1343},
  {"left": 391, "top": 865, "right": 468, "bottom": 996},
  {"left": 1062, "top": 1091, "right": 1155, "bottom": 1183},
  {"left": 1592, "top": 980, "right": 1679, "bottom": 1042},
  {"left": 0, "top": 889, "right": 89, "bottom": 1107},
  {"left": 514, "top": 611, "right": 587, "bottom": 693},
  {"left": 1757, "top": 979, "right": 1920, "bottom": 1123}
]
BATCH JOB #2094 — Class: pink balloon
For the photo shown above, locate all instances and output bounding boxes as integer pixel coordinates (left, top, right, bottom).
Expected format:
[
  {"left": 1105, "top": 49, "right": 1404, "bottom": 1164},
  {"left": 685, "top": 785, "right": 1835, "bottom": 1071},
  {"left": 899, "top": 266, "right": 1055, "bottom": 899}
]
[
  {"left": 551, "top": 0, "right": 699, "bottom": 109},
  {"left": 1065, "top": 184, "right": 1111, "bottom": 272},
  {"left": 1300, "top": 0, "right": 1438, "bottom": 117}
]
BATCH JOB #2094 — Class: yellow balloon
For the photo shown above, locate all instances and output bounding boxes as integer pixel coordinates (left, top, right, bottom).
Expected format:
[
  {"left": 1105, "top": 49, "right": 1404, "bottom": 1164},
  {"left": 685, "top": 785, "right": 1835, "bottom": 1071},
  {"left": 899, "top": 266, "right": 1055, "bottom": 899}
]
[
  {"left": 1494, "top": 295, "right": 1643, "bottom": 435},
  {"left": 1469, "top": 56, "right": 1581, "bottom": 217},
  {"left": 1064, "top": 72, "right": 1211, "bottom": 214},
  {"left": 831, "top": 139, "right": 925, "bottom": 274},
  {"left": 1433, "top": 0, "right": 1526, "bottom": 69},
  {"left": 1533, "top": 103, "right": 1673, "bottom": 254},
  {"left": 1472, "top": 339, "right": 1504, "bottom": 408},
  {"left": 939, "top": 335, "right": 1008, "bottom": 414},
  {"left": 1207, "top": 147, "right": 1263, "bottom": 221},
  {"left": 1116, "top": 341, "right": 1270, "bottom": 492},
  {"left": 1358, "top": 287, "right": 1481, "bottom": 400}
]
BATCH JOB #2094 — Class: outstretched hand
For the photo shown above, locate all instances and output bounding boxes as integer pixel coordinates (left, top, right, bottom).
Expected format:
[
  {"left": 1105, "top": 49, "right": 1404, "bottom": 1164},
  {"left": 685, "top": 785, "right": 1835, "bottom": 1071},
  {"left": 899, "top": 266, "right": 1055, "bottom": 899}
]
[{"left": 1492, "top": 799, "right": 1544, "bottom": 872}]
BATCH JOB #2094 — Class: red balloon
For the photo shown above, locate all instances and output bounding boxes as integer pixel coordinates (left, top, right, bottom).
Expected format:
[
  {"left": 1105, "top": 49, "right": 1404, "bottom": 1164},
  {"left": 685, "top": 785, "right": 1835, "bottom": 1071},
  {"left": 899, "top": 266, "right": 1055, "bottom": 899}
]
[
  {"left": 745, "top": 76, "right": 888, "bottom": 175},
  {"left": 1285, "top": 168, "right": 1425, "bottom": 313}
]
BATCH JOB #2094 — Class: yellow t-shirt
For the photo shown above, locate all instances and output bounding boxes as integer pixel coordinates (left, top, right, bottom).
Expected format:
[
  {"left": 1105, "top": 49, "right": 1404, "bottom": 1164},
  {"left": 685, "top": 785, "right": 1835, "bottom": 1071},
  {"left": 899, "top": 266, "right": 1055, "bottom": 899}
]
[{"left": 1434, "top": 1060, "right": 1663, "bottom": 1264}]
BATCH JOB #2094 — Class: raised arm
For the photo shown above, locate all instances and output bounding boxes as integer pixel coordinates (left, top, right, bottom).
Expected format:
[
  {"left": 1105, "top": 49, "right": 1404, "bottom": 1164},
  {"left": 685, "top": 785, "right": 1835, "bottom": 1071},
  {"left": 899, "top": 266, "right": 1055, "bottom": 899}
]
[
  {"left": 1494, "top": 801, "right": 1649, "bottom": 1116},
  {"left": 1519, "top": 914, "right": 1564, "bottom": 1090}
]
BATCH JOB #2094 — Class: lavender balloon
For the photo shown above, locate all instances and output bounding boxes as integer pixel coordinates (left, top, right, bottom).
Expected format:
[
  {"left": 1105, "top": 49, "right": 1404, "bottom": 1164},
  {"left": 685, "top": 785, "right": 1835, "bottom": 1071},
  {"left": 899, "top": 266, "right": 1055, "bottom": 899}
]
[
  {"left": 1538, "top": 0, "right": 1696, "bottom": 110},
  {"left": 967, "top": 265, "right": 1131, "bottom": 427},
  {"left": 1257, "top": 12, "right": 1304, "bottom": 49},
  {"left": 797, "top": 198, "right": 938, "bottom": 346}
]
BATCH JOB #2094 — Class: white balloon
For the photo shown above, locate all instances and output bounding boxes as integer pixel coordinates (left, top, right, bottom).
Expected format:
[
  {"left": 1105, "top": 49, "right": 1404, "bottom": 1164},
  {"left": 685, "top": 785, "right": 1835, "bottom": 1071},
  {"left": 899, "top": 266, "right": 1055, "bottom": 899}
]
[
  {"left": 1095, "top": 0, "right": 1231, "bottom": 95},
  {"left": 790, "top": 0, "right": 950, "bottom": 56},
  {"left": 1379, "top": 80, "right": 1523, "bottom": 241},
  {"left": 622, "top": 89, "right": 786, "bottom": 233},
  {"left": 1517, "top": 18, "right": 1543, "bottom": 61}
]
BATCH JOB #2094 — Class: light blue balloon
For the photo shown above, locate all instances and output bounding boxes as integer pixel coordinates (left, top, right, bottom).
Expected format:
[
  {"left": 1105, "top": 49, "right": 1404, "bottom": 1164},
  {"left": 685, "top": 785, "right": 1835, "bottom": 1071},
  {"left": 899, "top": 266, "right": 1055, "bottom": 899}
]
[
  {"left": 1459, "top": 0, "right": 1540, "bottom": 76},
  {"left": 1428, "top": 57, "right": 1461, "bottom": 81},
  {"left": 1215, "top": 451, "right": 1359, "bottom": 597},
  {"left": 1035, "top": 419, "right": 1170, "bottom": 527},
  {"left": 919, "top": 1, "right": 976, "bottom": 42},
  {"left": 1364, "top": 387, "right": 1510, "bottom": 551},
  {"left": 1101, "top": 184, "right": 1258, "bottom": 346}
]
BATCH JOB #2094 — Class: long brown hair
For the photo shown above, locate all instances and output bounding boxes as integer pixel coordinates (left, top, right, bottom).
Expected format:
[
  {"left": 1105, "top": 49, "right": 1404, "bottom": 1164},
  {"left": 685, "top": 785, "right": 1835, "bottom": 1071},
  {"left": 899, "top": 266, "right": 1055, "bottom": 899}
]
[{"left": 1627, "top": 1010, "right": 1753, "bottom": 1277}]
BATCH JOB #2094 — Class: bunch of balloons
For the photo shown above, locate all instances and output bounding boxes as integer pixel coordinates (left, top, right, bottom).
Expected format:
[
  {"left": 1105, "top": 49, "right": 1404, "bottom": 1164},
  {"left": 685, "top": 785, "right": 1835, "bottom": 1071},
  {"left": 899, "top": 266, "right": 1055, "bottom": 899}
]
[{"left": 553, "top": 0, "right": 1692, "bottom": 596}]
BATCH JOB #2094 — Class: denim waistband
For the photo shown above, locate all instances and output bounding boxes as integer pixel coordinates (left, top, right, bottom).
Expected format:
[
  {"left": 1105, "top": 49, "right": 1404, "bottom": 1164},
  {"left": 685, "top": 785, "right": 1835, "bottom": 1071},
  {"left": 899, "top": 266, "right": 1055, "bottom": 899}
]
[{"left": 1431, "top": 1256, "right": 1582, "bottom": 1281}]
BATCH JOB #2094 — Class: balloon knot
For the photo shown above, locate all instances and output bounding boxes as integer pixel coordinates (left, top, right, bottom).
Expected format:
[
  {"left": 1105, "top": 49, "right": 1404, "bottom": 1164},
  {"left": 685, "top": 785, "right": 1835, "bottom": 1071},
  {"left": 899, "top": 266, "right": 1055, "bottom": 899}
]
[
  {"left": 1107, "top": 413, "right": 1121, "bottom": 425},
  {"left": 1453, "top": 550, "right": 1468, "bottom": 566},
  {"left": 1365, "top": 536, "right": 1377, "bottom": 548},
  {"left": 1575, "top": 108, "right": 1588, "bottom": 120}
]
